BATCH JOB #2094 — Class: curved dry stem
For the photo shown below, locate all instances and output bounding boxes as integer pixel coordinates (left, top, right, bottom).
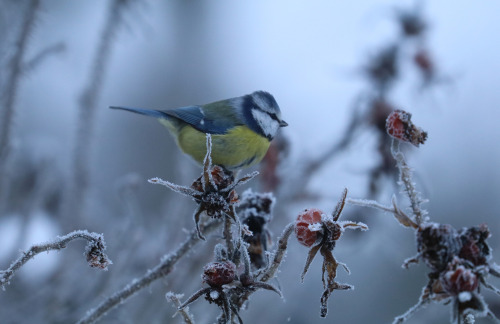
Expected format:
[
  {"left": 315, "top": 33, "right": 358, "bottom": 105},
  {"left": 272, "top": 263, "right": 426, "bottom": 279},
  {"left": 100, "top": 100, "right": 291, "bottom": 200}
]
[
  {"left": 165, "top": 292, "right": 195, "bottom": 324},
  {"left": 332, "top": 188, "right": 348, "bottom": 221},
  {"left": 193, "top": 205, "right": 206, "bottom": 240},
  {"left": 300, "top": 244, "right": 321, "bottom": 282},
  {"left": 148, "top": 177, "right": 200, "bottom": 197},
  {"left": 250, "top": 282, "right": 282, "bottom": 297},
  {"left": 260, "top": 222, "right": 295, "bottom": 283},
  {"left": 392, "top": 287, "right": 431, "bottom": 324},
  {"left": 179, "top": 287, "right": 211, "bottom": 310},
  {"left": 1, "top": 230, "right": 109, "bottom": 288},
  {"left": 346, "top": 196, "right": 418, "bottom": 229},
  {"left": 77, "top": 220, "right": 220, "bottom": 324}
]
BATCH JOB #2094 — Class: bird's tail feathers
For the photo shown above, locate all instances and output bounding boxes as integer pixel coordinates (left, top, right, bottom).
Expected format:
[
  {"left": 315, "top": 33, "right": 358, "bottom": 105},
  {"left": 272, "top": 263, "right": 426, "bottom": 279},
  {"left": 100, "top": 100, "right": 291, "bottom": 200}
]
[{"left": 109, "top": 106, "right": 168, "bottom": 119}]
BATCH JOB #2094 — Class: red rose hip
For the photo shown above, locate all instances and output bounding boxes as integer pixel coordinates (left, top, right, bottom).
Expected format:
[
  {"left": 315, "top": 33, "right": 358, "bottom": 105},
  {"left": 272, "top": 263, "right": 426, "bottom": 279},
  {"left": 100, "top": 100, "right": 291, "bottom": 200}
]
[{"left": 295, "top": 208, "right": 324, "bottom": 247}]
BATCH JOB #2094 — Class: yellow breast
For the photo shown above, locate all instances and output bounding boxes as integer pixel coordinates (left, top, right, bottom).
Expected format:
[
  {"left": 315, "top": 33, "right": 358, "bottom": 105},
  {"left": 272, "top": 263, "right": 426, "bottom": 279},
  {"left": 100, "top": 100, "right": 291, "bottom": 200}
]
[{"left": 160, "top": 120, "right": 270, "bottom": 170}]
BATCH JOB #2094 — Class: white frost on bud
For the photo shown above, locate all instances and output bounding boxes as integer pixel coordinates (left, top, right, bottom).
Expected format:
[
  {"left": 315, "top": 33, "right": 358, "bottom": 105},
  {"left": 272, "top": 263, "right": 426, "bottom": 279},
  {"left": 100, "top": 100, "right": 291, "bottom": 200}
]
[
  {"left": 458, "top": 291, "right": 472, "bottom": 303},
  {"left": 210, "top": 290, "right": 220, "bottom": 300}
]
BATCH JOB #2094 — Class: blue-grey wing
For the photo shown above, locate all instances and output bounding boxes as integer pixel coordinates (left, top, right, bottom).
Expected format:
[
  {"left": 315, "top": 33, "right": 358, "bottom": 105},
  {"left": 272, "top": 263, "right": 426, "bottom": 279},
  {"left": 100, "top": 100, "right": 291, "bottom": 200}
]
[{"left": 164, "top": 105, "right": 240, "bottom": 134}]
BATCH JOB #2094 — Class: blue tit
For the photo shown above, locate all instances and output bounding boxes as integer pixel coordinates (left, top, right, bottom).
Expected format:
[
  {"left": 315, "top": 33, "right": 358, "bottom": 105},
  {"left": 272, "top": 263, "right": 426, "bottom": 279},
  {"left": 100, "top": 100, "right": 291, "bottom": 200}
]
[{"left": 110, "top": 91, "right": 288, "bottom": 171}]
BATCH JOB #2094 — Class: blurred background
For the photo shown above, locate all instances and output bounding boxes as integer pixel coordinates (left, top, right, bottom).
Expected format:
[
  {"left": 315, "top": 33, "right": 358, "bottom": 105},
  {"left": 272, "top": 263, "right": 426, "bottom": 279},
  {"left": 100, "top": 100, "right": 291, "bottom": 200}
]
[{"left": 1, "top": 0, "right": 499, "bottom": 323}]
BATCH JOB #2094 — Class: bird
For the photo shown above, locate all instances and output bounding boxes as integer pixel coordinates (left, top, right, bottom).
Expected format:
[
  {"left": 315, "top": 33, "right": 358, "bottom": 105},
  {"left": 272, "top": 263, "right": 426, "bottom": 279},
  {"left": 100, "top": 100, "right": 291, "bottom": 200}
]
[{"left": 110, "top": 91, "right": 288, "bottom": 171}]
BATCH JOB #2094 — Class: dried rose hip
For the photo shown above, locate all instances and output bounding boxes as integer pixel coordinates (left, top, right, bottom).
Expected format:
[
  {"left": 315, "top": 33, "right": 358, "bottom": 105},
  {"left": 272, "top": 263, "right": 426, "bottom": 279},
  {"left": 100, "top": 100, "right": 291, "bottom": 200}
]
[
  {"left": 202, "top": 261, "right": 237, "bottom": 287},
  {"left": 386, "top": 109, "right": 427, "bottom": 147}
]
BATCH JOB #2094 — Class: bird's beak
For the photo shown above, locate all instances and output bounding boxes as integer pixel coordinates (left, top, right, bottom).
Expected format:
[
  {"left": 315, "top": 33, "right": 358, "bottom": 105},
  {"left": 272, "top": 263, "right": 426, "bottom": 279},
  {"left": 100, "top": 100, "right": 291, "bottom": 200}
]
[{"left": 279, "top": 120, "right": 288, "bottom": 127}]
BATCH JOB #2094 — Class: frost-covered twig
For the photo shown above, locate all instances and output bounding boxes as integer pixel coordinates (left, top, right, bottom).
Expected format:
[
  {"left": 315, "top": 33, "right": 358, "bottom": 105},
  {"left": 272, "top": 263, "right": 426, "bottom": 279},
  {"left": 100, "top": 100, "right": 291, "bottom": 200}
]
[
  {"left": 347, "top": 196, "right": 417, "bottom": 228},
  {"left": 0, "top": 230, "right": 110, "bottom": 289},
  {"left": 391, "top": 140, "right": 427, "bottom": 225},
  {"left": 260, "top": 222, "right": 295, "bottom": 283},
  {"left": 165, "top": 292, "right": 195, "bottom": 324},
  {"left": 77, "top": 219, "right": 220, "bottom": 324},
  {"left": 386, "top": 110, "right": 427, "bottom": 224}
]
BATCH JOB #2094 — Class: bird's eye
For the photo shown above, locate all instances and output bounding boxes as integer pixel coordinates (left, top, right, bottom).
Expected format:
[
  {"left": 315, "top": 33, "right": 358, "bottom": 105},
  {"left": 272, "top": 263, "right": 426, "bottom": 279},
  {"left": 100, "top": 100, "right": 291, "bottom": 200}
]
[{"left": 269, "top": 113, "right": 279, "bottom": 121}]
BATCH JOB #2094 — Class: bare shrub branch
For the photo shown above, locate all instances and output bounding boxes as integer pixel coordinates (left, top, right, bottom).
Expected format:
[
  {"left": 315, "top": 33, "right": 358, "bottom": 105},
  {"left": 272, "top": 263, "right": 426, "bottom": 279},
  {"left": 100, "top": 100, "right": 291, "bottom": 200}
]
[
  {"left": 1, "top": 230, "right": 110, "bottom": 289},
  {"left": 77, "top": 219, "right": 220, "bottom": 324}
]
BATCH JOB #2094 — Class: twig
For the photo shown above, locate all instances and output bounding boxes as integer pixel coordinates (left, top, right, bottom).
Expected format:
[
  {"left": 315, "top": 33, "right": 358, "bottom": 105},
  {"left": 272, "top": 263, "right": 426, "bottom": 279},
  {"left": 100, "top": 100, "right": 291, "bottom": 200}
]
[
  {"left": 77, "top": 219, "right": 220, "bottom": 324},
  {"left": 1, "top": 230, "right": 110, "bottom": 289},
  {"left": 260, "top": 222, "right": 295, "bottom": 283},
  {"left": 165, "top": 292, "right": 195, "bottom": 324},
  {"left": 391, "top": 139, "right": 426, "bottom": 225},
  {"left": 0, "top": 0, "right": 40, "bottom": 165},
  {"left": 347, "top": 195, "right": 418, "bottom": 228},
  {"left": 22, "top": 42, "right": 66, "bottom": 73},
  {"left": 70, "top": 0, "right": 134, "bottom": 219}
]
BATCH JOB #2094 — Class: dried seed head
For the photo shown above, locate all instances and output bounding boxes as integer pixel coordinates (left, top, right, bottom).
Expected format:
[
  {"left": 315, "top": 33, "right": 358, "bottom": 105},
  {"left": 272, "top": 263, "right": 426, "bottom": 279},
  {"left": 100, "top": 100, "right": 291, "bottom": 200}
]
[
  {"left": 440, "top": 260, "right": 479, "bottom": 296},
  {"left": 417, "top": 223, "right": 461, "bottom": 272},
  {"left": 459, "top": 224, "right": 491, "bottom": 266},
  {"left": 295, "top": 208, "right": 324, "bottom": 247},
  {"left": 323, "top": 222, "right": 342, "bottom": 251},
  {"left": 84, "top": 238, "right": 111, "bottom": 270},
  {"left": 238, "top": 189, "right": 275, "bottom": 221},
  {"left": 386, "top": 109, "right": 427, "bottom": 146},
  {"left": 191, "top": 165, "right": 234, "bottom": 192},
  {"left": 202, "top": 261, "right": 237, "bottom": 287}
]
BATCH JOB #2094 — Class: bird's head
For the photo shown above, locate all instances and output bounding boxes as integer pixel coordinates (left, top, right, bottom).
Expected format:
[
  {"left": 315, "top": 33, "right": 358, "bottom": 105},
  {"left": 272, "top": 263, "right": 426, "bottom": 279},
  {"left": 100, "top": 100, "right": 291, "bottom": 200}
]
[{"left": 239, "top": 91, "right": 288, "bottom": 140}]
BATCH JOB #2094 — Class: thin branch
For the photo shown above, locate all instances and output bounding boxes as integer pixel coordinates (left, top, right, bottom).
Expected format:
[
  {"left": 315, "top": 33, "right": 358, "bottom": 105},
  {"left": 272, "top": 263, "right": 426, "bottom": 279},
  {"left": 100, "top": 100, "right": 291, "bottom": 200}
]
[
  {"left": 165, "top": 292, "right": 195, "bottom": 324},
  {"left": 77, "top": 219, "right": 220, "bottom": 324},
  {"left": 0, "top": 0, "right": 40, "bottom": 165},
  {"left": 260, "top": 222, "right": 295, "bottom": 283},
  {"left": 22, "top": 41, "right": 66, "bottom": 73},
  {"left": 70, "top": 0, "right": 134, "bottom": 219},
  {"left": 391, "top": 139, "right": 427, "bottom": 225},
  {"left": 1, "top": 230, "right": 110, "bottom": 289},
  {"left": 347, "top": 195, "right": 418, "bottom": 228}
]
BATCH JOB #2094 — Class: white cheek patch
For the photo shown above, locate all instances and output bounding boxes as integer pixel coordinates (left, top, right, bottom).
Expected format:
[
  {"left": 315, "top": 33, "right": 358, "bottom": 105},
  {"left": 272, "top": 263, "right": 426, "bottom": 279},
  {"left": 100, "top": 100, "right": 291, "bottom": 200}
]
[{"left": 251, "top": 109, "right": 279, "bottom": 138}]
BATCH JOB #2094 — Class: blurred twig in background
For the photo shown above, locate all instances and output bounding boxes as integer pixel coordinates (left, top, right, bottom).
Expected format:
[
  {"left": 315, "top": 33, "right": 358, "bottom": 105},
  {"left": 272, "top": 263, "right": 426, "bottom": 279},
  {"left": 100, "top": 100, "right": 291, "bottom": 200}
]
[
  {"left": 70, "top": 0, "right": 137, "bottom": 221},
  {"left": 0, "top": 0, "right": 40, "bottom": 166}
]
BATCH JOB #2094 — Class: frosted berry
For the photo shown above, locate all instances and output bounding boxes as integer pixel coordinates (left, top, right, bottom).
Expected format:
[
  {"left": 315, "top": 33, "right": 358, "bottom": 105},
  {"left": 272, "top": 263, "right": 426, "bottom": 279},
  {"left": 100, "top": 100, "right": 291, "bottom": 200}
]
[
  {"left": 295, "top": 208, "right": 324, "bottom": 247},
  {"left": 202, "top": 261, "right": 237, "bottom": 287},
  {"left": 386, "top": 109, "right": 427, "bottom": 147},
  {"left": 440, "top": 261, "right": 479, "bottom": 296}
]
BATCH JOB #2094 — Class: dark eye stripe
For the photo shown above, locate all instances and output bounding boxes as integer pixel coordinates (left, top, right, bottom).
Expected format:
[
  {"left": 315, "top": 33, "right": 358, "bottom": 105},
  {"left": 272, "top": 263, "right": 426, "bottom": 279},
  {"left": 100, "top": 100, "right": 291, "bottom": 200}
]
[{"left": 269, "top": 113, "right": 279, "bottom": 122}]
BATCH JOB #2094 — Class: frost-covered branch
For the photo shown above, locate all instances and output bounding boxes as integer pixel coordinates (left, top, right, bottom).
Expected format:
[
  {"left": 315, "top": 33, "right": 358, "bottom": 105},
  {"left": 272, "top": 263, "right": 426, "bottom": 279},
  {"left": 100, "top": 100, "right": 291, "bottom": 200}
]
[
  {"left": 165, "top": 292, "right": 195, "bottom": 324},
  {"left": 0, "top": 230, "right": 110, "bottom": 289},
  {"left": 77, "top": 219, "right": 220, "bottom": 324},
  {"left": 347, "top": 195, "right": 417, "bottom": 228},
  {"left": 390, "top": 140, "right": 427, "bottom": 225},
  {"left": 260, "top": 222, "right": 295, "bottom": 283}
]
